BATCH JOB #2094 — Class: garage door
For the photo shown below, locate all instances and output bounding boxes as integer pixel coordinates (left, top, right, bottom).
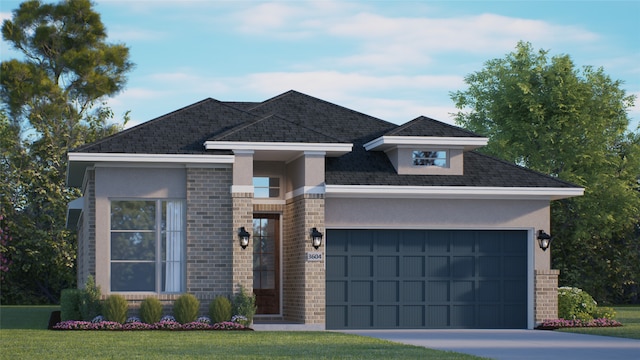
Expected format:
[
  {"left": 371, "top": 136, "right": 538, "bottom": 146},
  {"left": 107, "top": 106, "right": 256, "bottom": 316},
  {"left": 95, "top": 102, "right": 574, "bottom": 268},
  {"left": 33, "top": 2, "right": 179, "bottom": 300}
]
[{"left": 326, "top": 229, "right": 528, "bottom": 329}]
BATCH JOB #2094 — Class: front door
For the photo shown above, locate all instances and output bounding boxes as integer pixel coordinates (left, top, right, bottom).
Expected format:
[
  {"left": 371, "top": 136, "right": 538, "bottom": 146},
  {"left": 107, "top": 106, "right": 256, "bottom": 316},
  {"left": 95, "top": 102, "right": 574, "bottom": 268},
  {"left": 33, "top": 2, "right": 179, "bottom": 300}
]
[{"left": 253, "top": 214, "right": 280, "bottom": 314}]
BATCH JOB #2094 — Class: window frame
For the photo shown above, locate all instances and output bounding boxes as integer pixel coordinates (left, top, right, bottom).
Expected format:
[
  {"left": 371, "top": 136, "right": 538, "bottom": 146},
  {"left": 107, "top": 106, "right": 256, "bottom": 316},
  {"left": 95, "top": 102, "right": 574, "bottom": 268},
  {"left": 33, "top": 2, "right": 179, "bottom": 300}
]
[
  {"left": 412, "top": 150, "right": 449, "bottom": 168},
  {"left": 109, "top": 198, "right": 186, "bottom": 294},
  {"left": 253, "top": 176, "right": 282, "bottom": 199}
]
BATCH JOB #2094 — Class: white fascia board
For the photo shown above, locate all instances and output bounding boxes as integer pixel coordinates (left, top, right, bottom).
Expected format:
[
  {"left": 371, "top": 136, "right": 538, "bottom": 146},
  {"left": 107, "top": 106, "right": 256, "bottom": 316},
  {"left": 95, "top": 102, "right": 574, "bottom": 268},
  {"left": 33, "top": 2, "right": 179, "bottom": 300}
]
[
  {"left": 204, "top": 141, "right": 353, "bottom": 156},
  {"left": 325, "top": 185, "right": 584, "bottom": 200},
  {"left": 364, "top": 136, "right": 488, "bottom": 151},
  {"left": 68, "top": 152, "right": 234, "bottom": 164}
]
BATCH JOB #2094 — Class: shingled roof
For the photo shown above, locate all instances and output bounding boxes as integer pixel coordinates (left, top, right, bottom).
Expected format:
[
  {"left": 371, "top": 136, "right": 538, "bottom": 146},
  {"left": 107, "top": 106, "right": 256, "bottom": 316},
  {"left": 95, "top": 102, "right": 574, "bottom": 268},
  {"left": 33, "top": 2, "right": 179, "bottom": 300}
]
[{"left": 71, "top": 90, "right": 580, "bottom": 189}]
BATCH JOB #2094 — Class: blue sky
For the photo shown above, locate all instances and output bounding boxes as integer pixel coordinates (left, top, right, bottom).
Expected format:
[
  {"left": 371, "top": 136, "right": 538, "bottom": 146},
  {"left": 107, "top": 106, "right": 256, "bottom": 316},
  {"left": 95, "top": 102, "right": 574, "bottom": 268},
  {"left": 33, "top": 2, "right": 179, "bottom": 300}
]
[{"left": 1, "top": 0, "right": 639, "bottom": 130}]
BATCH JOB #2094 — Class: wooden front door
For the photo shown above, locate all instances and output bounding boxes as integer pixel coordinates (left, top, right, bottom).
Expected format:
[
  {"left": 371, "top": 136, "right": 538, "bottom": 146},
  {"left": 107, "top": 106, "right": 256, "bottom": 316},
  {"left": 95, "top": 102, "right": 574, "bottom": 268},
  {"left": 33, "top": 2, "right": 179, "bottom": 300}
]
[{"left": 253, "top": 214, "right": 280, "bottom": 314}]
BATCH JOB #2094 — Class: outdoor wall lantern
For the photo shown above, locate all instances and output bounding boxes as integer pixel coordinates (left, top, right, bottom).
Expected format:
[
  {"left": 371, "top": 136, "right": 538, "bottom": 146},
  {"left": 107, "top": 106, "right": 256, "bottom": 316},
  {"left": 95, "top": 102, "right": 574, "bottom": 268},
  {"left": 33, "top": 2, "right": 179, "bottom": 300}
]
[
  {"left": 238, "top": 227, "right": 251, "bottom": 249},
  {"left": 537, "top": 230, "right": 553, "bottom": 251},
  {"left": 310, "top": 227, "right": 323, "bottom": 249}
]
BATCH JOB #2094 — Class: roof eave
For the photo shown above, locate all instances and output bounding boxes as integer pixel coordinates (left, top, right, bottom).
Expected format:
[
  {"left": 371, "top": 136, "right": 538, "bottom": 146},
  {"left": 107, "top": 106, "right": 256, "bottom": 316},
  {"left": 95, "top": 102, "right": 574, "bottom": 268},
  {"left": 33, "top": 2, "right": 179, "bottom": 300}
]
[
  {"left": 364, "top": 136, "right": 489, "bottom": 152},
  {"left": 204, "top": 141, "right": 353, "bottom": 157},
  {"left": 325, "top": 185, "right": 584, "bottom": 200}
]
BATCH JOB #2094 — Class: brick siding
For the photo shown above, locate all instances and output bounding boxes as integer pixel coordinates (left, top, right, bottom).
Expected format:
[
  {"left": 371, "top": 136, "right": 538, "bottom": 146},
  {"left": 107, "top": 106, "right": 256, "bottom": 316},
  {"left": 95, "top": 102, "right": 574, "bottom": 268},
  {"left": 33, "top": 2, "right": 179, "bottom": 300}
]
[{"left": 535, "top": 269, "right": 560, "bottom": 324}]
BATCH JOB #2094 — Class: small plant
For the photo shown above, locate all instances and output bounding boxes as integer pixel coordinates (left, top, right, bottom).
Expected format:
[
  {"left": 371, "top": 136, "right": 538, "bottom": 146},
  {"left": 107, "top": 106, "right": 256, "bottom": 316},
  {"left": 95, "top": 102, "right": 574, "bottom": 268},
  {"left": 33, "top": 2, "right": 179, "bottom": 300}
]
[
  {"left": 102, "top": 294, "right": 128, "bottom": 324},
  {"left": 558, "top": 287, "right": 597, "bottom": 320},
  {"left": 173, "top": 293, "right": 200, "bottom": 324},
  {"left": 232, "top": 285, "right": 256, "bottom": 326},
  {"left": 60, "top": 289, "right": 83, "bottom": 321},
  {"left": 139, "top": 297, "right": 163, "bottom": 324},
  {"left": 209, "top": 295, "right": 232, "bottom": 323},
  {"left": 592, "top": 306, "right": 617, "bottom": 320},
  {"left": 80, "top": 275, "right": 102, "bottom": 321}
]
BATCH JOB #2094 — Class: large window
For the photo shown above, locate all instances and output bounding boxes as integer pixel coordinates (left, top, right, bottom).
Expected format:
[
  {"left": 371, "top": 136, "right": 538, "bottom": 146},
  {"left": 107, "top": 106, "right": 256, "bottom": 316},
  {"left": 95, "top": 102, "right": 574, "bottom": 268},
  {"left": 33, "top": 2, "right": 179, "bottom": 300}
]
[
  {"left": 110, "top": 200, "right": 185, "bottom": 293},
  {"left": 412, "top": 150, "right": 448, "bottom": 167}
]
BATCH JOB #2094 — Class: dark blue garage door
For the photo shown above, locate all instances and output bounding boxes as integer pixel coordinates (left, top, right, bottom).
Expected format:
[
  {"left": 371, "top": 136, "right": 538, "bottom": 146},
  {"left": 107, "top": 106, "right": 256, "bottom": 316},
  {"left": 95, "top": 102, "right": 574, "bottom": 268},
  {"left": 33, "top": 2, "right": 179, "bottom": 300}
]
[{"left": 326, "top": 229, "right": 528, "bottom": 329}]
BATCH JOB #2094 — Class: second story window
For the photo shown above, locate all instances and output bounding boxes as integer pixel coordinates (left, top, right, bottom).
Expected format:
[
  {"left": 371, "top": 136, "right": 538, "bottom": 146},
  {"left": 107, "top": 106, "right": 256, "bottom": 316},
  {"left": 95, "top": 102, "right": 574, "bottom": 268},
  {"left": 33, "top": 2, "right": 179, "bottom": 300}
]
[
  {"left": 412, "top": 150, "right": 448, "bottom": 167},
  {"left": 253, "top": 177, "right": 280, "bottom": 198}
]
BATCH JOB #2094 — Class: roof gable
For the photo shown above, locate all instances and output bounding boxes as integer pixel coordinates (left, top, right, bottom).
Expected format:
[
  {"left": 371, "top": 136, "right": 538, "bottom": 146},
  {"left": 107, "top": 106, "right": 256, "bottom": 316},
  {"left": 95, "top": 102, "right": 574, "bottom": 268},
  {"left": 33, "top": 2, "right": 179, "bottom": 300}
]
[{"left": 386, "top": 116, "right": 484, "bottom": 137}]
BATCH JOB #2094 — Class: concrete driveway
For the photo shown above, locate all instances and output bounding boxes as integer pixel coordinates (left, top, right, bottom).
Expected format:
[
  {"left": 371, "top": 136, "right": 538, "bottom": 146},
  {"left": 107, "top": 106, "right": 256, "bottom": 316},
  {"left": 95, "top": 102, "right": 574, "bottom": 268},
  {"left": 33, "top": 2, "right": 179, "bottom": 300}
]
[{"left": 340, "top": 329, "right": 640, "bottom": 360}]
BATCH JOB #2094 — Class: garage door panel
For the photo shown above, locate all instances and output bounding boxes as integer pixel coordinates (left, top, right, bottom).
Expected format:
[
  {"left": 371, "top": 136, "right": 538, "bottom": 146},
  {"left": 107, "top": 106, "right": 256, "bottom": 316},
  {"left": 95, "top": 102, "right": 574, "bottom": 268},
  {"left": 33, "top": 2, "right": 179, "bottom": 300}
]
[
  {"left": 452, "top": 305, "right": 475, "bottom": 327},
  {"left": 326, "top": 280, "right": 348, "bottom": 302},
  {"left": 504, "top": 256, "right": 527, "bottom": 277},
  {"left": 402, "top": 305, "right": 425, "bottom": 327},
  {"left": 452, "top": 233, "right": 475, "bottom": 253},
  {"left": 402, "top": 231, "right": 426, "bottom": 252},
  {"left": 452, "top": 281, "right": 475, "bottom": 302},
  {"left": 326, "top": 255, "right": 347, "bottom": 278},
  {"left": 402, "top": 256, "right": 425, "bottom": 277},
  {"left": 377, "top": 305, "right": 399, "bottom": 327},
  {"left": 478, "top": 256, "right": 501, "bottom": 277},
  {"left": 427, "top": 281, "right": 450, "bottom": 302},
  {"left": 351, "top": 231, "right": 374, "bottom": 252},
  {"left": 377, "top": 281, "right": 399, "bottom": 302},
  {"left": 402, "top": 280, "right": 424, "bottom": 302},
  {"left": 377, "top": 256, "right": 399, "bottom": 277},
  {"left": 351, "top": 306, "right": 373, "bottom": 327},
  {"left": 504, "top": 280, "right": 527, "bottom": 302},
  {"left": 427, "top": 256, "right": 450, "bottom": 277},
  {"left": 478, "top": 280, "right": 501, "bottom": 302},
  {"left": 428, "top": 305, "right": 450, "bottom": 327},
  {"left": 351, "top": 256, "right": 373, "bottom": 277},
  {"left": 351, "top": 281, "right": 373, "bottom": 302},
  {"left": 326, "top": 229, "right": 527, "bottom": 329},
  {"left": 478, "top": 304, "right": 502, "bottom": 328},
  {"left": 452, "top": 256, "right": 475, "bottom": 278},
  {"left": 326, "top": 305, "right": 347, "bottom": 328}
]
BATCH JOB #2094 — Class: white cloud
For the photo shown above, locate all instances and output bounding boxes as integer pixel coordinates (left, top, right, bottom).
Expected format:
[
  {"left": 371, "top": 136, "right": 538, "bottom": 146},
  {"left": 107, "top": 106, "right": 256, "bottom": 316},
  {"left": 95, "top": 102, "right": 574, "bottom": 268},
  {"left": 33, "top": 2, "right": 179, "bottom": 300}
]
[{"left": 0, "top": 12, "right": 12, "bottom": 23}]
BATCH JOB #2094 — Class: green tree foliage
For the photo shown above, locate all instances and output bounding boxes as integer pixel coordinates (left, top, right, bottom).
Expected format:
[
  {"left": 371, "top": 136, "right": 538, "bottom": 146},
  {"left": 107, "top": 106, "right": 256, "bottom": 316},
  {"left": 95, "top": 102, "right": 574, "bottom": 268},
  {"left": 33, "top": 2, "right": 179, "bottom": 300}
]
[
  {"left": 451, "top": 41, "right": 640, "bottom": 304},
  {"left": 0, "top": 0, "right": 133, "bottom": 304}
]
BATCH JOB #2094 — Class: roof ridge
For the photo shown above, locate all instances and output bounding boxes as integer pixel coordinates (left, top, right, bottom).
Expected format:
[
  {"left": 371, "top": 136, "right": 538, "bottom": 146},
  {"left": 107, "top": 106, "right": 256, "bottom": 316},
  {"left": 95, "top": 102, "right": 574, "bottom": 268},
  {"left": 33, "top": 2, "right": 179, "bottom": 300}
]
[
  {"left": 387, "top": 116, "right": 482, "bottom": 137},
  {"left": 212, "top": 113, "right": 346, "bottom": 143},
  {"left": 251, "top": 90, "right": 397, "bottom": 129}
]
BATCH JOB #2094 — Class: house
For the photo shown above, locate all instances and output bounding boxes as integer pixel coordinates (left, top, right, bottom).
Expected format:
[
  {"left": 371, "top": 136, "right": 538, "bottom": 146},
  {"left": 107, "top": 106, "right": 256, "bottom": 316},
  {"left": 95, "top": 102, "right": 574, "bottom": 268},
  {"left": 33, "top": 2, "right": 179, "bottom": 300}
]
[{"left": 66, "top": 90, "right": 583, "bottom": 329}]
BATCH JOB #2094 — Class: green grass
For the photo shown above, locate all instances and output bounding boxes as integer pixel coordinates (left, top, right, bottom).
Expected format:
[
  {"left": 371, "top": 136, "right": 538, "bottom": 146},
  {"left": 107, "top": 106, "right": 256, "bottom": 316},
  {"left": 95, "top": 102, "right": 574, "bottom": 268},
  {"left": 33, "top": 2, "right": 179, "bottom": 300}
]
[
  {"left": 0, "top": 306, "right": 484, "bottom": 359},
  {"left": 0, "top": 305, "right": 60, "bottom": 329},
  {"left": 0, "top": 330, "right": 484, "bottom": 359},
  {"left": 559, "top": 305, "right": 640, "bottom": 339}
]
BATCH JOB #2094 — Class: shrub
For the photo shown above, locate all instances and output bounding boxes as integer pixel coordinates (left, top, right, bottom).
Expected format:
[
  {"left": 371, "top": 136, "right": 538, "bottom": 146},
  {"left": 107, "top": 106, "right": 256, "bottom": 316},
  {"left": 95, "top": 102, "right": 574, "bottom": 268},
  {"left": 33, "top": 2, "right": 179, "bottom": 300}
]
[
  {"left": 102, "top": 294, "right": 128, "bottom": 324},
  {"left": 232, "top": 285, "right": 256, "bottom": 326},
  {"left": 173, "top": 293, "right": 200, "bottom": 324},
  {"left": 80, "top": 275, "right": 102, "bottom": 321},
  {"left": 558, "top": 287, "right": 598, "bottom": 320},
  {"left": 592, "top": 306, "right": 617, "bottom": 319},
  {"left": 209, "top": 295, "right": 232, "bottom": 323},
  {"left": 140, "top": 297, "right": 163, "bottom": 324},
  {"left": 60, "top": 289, "right": 83, "bottom": 321}
]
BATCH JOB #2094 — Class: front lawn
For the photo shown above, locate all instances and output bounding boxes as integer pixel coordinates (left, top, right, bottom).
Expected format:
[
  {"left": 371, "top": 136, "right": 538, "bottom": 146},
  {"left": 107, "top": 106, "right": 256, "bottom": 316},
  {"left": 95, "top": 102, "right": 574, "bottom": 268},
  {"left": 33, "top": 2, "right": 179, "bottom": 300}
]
[
  {"left": 0, "top": 330, "right": 484, "bottom": 359},
  {"left": 0, "top": 306, "right": 484, "bottom": 359},
  {"left": 559, "top": 305, "right": 640, "bottom": 339}
]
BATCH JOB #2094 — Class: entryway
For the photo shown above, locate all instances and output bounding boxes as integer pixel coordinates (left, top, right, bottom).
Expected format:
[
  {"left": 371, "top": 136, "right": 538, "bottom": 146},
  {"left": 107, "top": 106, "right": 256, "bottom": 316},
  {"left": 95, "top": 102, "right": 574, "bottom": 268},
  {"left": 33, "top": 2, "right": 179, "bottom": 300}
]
[{"left": 252, "top": 214, "right": 280, "bottom": 315}]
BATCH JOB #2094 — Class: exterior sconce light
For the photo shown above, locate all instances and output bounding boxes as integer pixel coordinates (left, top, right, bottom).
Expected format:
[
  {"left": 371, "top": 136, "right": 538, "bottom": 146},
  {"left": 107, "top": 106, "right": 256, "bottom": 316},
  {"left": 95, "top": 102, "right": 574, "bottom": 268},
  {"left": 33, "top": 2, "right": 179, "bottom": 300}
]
[
  {"left": 310, "top": 227, "right": 323, "bottom": 250},
  {"left": 238, "top": 227, "right": 251, "bottom": 249},
  {"left": 537, "top": 230, "right": 552, "bottom": 251}
]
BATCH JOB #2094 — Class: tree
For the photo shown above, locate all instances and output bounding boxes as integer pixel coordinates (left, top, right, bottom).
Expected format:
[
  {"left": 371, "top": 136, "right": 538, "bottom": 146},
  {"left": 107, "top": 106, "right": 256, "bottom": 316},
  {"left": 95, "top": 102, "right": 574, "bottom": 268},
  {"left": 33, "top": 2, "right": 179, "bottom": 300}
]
[
  {"left": 451, "top": 41, "right": 640, "bottom": 304},
  {"left": 0, "top": 0, "right": 133, "bottom": 304}
]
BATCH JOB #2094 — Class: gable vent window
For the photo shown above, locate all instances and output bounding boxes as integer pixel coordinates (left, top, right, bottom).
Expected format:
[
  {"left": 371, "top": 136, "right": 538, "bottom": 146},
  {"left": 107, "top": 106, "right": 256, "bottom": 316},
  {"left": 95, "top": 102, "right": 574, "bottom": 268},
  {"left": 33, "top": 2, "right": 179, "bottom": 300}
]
[
  {"left": 412, "top": 150, "right": 448, "bottom": 167},
  {"left": 253, "top": 177, "right": 280, "bottom": 198}
]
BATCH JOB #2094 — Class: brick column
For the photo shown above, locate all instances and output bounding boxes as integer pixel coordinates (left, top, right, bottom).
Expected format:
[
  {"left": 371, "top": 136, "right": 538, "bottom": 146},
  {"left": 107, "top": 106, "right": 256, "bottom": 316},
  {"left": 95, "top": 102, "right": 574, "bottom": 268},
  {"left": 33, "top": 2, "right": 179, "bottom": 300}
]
[
  {"left": 232, "top": 192, "right": 253, "bottom": 293},
  {"left": 535, "top": 269, "right": 559, "bottom": 324},
  {"left": 283, "top": 193, "right": 325, "bottom": 324}
]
